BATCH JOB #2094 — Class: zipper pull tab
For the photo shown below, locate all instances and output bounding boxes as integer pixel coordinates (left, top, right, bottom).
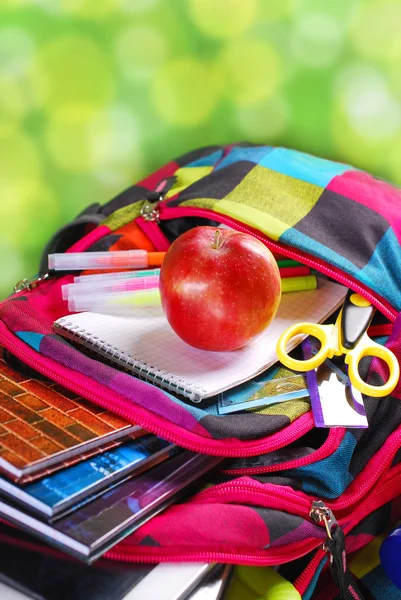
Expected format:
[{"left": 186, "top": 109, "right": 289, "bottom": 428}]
[
  {"left": 310, "top": 500, "right": 337, "bottom": 543},
  {"left": 310, "top": 501, "right": 365, "bottom": 600},
  {"left": 140, "top": 192, "right": 163, "bottom": 223},
  {"left": 14, "top": 273, "right": 49, "bottom": 294}
]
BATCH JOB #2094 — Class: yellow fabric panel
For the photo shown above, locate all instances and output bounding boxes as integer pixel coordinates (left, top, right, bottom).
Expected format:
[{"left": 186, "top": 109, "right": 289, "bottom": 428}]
[
  {"left": 180, "top": 197, "right": 219, "bottom": 210},
  {"left": 103, "top": 201, "right": 145, "bottom": 231},
  {"left": 215, "top": 200, "right": 288, "bottom": 240},
  {"left": 164, "top": 166, "right": 213, "bottom": 198},
  {"left": 221, "top": 164, "right": 323, "bottom": 229},
  {"left": 255, "top": 398, "right": 310, "bottom": 421},
  {"left": 348, "top": 532, "right": 386, "bottom": 579}
]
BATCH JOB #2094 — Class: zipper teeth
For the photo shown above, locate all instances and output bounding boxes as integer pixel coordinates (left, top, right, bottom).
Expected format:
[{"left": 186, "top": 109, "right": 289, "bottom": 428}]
[
  {"left": 0, "top": 325, "right": 313, "bottom": 457},
  {"left": 295, "top": 549, "right": 326, "bottom": 592},
  {"left": 346, "top": 469, "right": 401, "bottom": 528},
  {"left": 192, "top": 481, "right": 311, "bottom": 512},
  {"left": 331, "top": 427, "right": 401, "bottom": 511},
  {"left": 159, "top": 206, "right": 396, "bottom": 322},
  {"left": 105, "top": 541, "right": 319, "bottom": 566},
  {"left": 136, "top": 216, "right": 171, "bottom": 251}
]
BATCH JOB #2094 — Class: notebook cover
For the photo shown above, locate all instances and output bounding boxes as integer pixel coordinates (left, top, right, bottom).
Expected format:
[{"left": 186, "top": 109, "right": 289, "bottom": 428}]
[
  {"left": 0, "top": 351, "right": 143, "bottom": 483},
  {"left": 53, "top": 279, "right": 347, "bottom": 402},
  {"left": 0, "top": 451, "right": 222, "bottom": 563},
  {"left": 0, "top": 436, "right": 176, "bottom": 520}
]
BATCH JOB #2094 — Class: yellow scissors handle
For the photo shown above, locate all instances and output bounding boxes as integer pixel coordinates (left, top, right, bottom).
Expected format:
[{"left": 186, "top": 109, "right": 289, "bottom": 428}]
[
  {"left": 344, "top": 332, "right": 400, "bottom": 397},
  {"left": 276, "top": 323, "right": 334, "bottom": 372}
]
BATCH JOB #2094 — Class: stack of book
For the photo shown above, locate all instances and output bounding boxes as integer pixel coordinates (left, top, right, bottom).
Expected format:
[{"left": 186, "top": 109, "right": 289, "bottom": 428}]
[{"left": 0, "top": 350, "right": 221, "bottom": 569}]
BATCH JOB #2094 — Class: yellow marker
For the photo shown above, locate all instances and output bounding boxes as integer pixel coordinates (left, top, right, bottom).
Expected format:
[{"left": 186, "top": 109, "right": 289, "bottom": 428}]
[
  {"left": 281, "top": 275, "right": 317, "bottom": 293},
  {"left": 70, "top": 289, "right": 161, "bottom": 312},
  {"left": 228, "top": 566, "right": 301, "bottom": 600}
]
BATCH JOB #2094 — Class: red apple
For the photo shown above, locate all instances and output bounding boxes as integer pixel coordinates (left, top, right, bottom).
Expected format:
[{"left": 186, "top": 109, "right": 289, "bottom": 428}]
[{"left": 159, "top": 226, "right": 281, "bottom": 351}]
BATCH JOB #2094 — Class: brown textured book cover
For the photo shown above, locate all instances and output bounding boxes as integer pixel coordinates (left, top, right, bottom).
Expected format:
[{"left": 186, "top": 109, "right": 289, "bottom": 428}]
[{"left": 0, "top": 351, "right": 143, "bottom": 483}]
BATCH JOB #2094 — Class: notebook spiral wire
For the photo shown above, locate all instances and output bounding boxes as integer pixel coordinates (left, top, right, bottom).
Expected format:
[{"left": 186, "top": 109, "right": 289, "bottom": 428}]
[{"left": 54, "top": 320, "right": 206, "bottom": 403}]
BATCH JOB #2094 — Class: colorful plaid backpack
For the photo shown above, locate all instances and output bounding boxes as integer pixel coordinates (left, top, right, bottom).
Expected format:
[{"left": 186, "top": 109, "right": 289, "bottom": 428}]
[{"left": 1, "top": 143, "right": 401, "bottom": 600}]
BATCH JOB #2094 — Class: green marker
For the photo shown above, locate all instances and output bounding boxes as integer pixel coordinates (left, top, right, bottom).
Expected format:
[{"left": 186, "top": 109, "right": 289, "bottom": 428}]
[{"left": 277, "top": 259, "right": 304, "bottom": 268}]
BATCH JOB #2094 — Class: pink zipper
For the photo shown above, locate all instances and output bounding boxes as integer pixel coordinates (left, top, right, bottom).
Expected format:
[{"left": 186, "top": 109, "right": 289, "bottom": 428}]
[
  {"left": 189, "top": 478, "right": 312, "bottom": 511},
  {"left": 157, "top": 205, "right": 397, "bottom": 322},
  {"left": 106, "top": 483, "right": 319, "bottom": 566},
  {"left": 135, "top": 215, "right": 171, "bottom": 251},
  {"left": 105, "top": 537, "right": 321, "bottom": 566},
  {"left": 0, "top": 320, "right": 315, "bottom": 457},
  {"left": 106, "top": 465, "right": 401, "bottom": 568}
]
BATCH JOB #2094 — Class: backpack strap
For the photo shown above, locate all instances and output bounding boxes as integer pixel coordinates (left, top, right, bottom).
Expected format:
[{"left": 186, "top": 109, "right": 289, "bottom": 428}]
[
  {"left": 327, "top": 526, "right": 366, "bottom": 600},
  {"left": 38, "top": 203, "right": 106, "bottom": 276}
]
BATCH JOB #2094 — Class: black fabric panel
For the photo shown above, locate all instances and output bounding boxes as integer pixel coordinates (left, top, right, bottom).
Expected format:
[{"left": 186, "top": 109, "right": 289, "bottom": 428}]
[
  {"left": 294, "top": 189, "right": 390, "bottom": 269},
  {"left": 349, "top": 384, "right": 401, "bottom": 479},
  {"left": 139, "top": 535, "right": 160, "bottom": 547},
  {"left": 166, "top": 160, "right": 255, "bottom": 207},
  {"left": 3, "top": 349, "right": 50, "bottom": 382},
  {"left": 391, "top": 446, "right": 401, "bottom": 468},
  {"left": 39, "top": 214, "right": 105, "bottom": 276},
  {"left": 87, "top": 234, "right": 122, "bottom": 252},
  {"left": 252, "top": 473, "right": 303, "bottom": 489},
  {"left": 347, "top": 502, "right": 391, "bottom": 538},
  {"left": 101, "top": 185, "right": 150, "bottom": 216},
  {"left": 200, "top": 413, "right": 290, "bottom": 440},
  {"left": 253, "top": 507, "right": 304, "bottom": 544},
  {"left": 159, "top": 216, "right": 222, "bottom": 243},
  {"left": 225, "top": 446, "right": 315, "bottom": 471},
  {"left": 175, "top": 145, "right": 223, "bottom": 167},
  {"left": 279, "top": 549, "right": 318, "bottom": 584}
]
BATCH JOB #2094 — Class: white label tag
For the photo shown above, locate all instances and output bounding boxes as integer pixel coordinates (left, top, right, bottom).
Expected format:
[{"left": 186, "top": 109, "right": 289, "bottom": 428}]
[{"left": 309, "top": 360, "right": 368, "bottom": 428}]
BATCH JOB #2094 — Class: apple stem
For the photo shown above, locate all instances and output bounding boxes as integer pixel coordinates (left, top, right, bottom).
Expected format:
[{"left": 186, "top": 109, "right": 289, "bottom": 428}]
[{"left": 212, "top": 229, "right": 224, "bottom": 249}]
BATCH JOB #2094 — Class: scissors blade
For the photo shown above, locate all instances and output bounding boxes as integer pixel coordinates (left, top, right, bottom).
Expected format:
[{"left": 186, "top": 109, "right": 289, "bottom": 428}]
[{"left": 341, "top": 290, "right": 375, "bottom": 350}]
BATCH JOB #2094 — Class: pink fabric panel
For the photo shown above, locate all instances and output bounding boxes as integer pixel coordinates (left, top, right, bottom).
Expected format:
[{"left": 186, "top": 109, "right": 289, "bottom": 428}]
[{"left": 327, "top": 170, "right": 401, "bottom": 243}]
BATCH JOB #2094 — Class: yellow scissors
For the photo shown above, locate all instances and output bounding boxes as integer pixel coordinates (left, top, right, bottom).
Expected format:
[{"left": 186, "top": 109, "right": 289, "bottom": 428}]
[{"left": 276, "top": 290, "right": 399, "bottom": 398}]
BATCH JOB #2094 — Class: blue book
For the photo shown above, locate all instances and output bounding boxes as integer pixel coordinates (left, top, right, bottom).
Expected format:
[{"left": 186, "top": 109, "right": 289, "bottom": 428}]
[{"left": 0, "top": 436, "right": 175, "bottom": 520}]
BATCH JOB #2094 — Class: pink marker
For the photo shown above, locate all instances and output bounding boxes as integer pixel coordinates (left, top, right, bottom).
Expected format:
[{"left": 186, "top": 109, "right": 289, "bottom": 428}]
[{"left": 62, "top": 275, "right": 160, "bottom": 301}]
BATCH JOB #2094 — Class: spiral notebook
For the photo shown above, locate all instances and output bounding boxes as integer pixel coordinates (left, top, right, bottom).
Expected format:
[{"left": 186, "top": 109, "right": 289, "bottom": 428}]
[{"left": 53, "top": 279, "right": 347, "bottom": 402}]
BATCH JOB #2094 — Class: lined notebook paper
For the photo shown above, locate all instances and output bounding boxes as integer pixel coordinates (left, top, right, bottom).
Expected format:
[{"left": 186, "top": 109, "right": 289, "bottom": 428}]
[{"left": 53, "top": 279, "right": 347, "bottom": 402}]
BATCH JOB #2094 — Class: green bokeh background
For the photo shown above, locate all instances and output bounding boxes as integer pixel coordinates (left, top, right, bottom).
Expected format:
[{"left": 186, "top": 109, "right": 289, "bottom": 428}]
[{"left": 1, "top": 0, "right": 401, "bottom": 299}]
